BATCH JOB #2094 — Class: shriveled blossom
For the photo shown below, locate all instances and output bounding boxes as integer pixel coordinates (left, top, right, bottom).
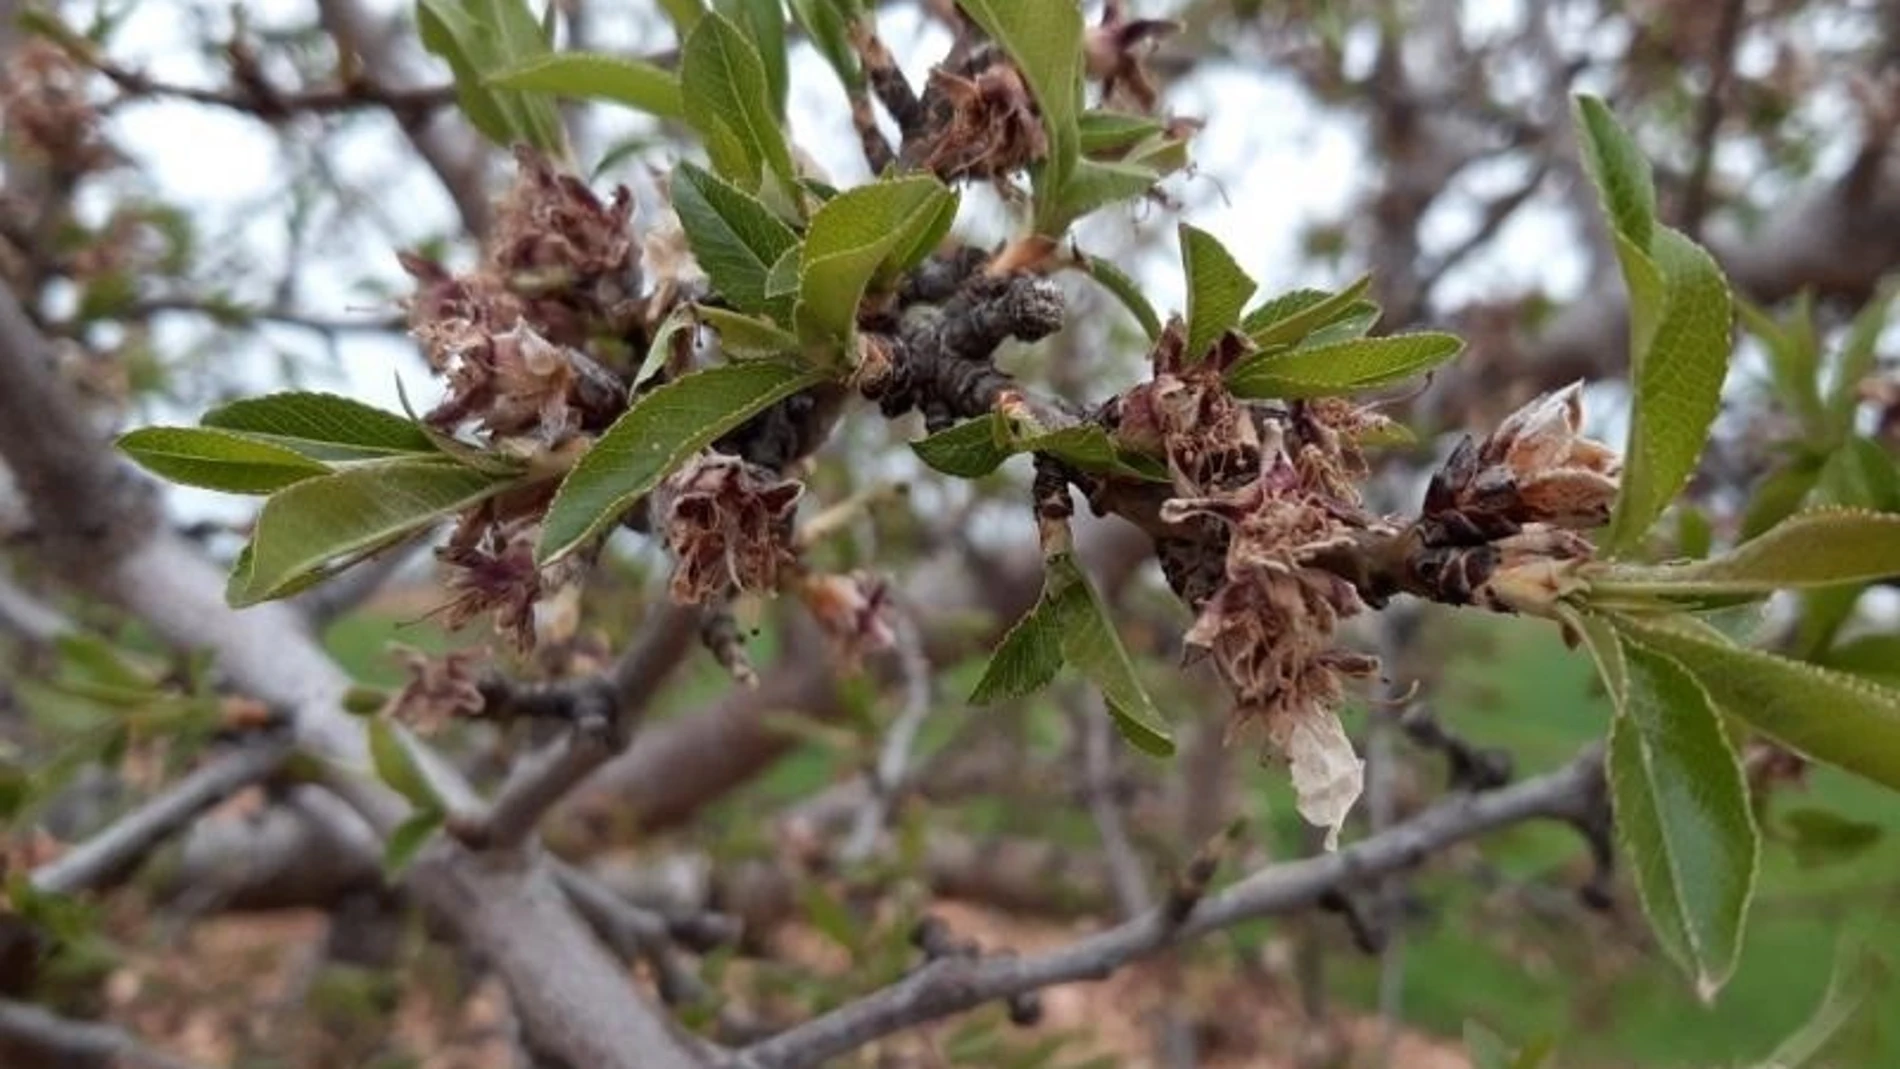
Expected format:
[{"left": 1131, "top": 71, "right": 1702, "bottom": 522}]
[
  {"left": 1424, "top": 382, "right": 1620, "bottom": 545},
  {"left": 1085, "top": 1, "right": 1180, "bottom": 112},
  {"left": 661, "top": 455, "right": 804, "bottom": 605},
  {"left": 483, "top": 324, "right": 576, "bottom": 442},
  {"left": 797, "top": 570, "right": 898, "bottom": 670},
  {"left": 436, "top": 518, "right": 544, "bottom": 651},
  {"left": 910, "top": 56, "right": 1049, "bottom": 183},
  {"left": 1141, "top": 341, "right": 1381, "bottom": 847},
  {"left": 385, "top": 645, "right": 488, "bottom": 735},
  {"left": 487, "top": 146, "right": 640, "bottom": 346}
]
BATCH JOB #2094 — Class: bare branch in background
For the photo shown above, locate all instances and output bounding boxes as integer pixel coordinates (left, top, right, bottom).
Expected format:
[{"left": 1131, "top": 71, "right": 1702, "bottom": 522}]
[{"left": 0, "top": 998, "right": 210, "bottom": 1069}]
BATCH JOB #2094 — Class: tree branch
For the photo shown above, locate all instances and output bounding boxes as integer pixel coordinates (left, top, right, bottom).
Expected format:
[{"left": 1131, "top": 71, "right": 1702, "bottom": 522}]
[
  {"left": 0, "top": 998, "right": 209, "bottom": 1069},
  {"left": 30, "top": 735, "right": 294, "bottom": 896},
  {"left": 735, "top": 747, "right": 1605, "bottom": 1069}
]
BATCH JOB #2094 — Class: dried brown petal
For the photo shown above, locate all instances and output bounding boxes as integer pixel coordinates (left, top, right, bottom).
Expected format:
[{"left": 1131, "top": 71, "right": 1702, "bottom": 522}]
[
  {"left": 1268, "top": 705, "right": 1365, "bottom": 851},
  {"left": 386, "top": 646, "right": 488, "bottom": 735},
  {"left": 911, "top": 60, "right": 1048, "bottom": 183},
  {"left": 662, "top": 455, "right": 804, "bottom": 605},
  {"left": 798, "top": 570, "right": 898, "bottom": 669}
]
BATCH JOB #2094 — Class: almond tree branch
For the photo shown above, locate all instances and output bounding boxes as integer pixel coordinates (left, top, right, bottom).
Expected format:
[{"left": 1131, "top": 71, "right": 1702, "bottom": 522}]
[
  {"left": 0, "top": 279, "right": 709, "bottom": 1069},
  {"left": 30, "top": 735, "right": 296, "bottom": 896},
  {"left": 455, "top": 600, "right": 701, "bottom": 849},
  {"left": 0, "top": 998, "right": 209, "bottom": 1069},
  {"left": 734, "top": 747, "right": 1605, "bottom": 1069}
]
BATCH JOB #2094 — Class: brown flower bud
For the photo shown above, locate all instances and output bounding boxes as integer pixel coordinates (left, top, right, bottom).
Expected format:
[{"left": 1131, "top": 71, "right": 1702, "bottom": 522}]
[
  {"left": 1423, "top": 382, "right": 1620, "bottom": 545},
  {"left": 385, "top": 646, "right": 488, "bottom": 735}
]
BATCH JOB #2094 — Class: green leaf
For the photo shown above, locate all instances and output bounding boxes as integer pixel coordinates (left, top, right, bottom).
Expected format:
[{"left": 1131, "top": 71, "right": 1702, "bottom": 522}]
[
  {"left": 680, "top": 11, "right": 796, "bottom": 197},
  {"left": 202, "top": 391, "right": 439, "bottom": 461},
  {"left": 672, "top": 162, "right": 800, "bottom": 317},
  {"left": 486, "top": 51, "right": 685, "bottom": 119},
  {"left": 1740, "top": 457, "right": 1824, "bottom": 541},
  {"left": 1227, "top": 332, "right": 1463, "bottom": 399},
  {"left": 1577, "top": 97, "right": 1735, "bottom": 554},
  {"left": 537, "top": 361, "right": 826, "bottom": 563},
  {"left": 1819, "top": 635, "right": 1900, "bottom": 688},
  {"left": 1738, "top": 296, "right": 1825, "bottom": 440},
  {"left": 1573, "top": 95, "right": 1656, "bottom": 250},
  {"left": 1045, "top": 555, "right": 1173, "bottom": 755},
  {"left": 794, "top": 176, "right": 958, "bottom": 354},
  {"left": 118, "top": 426, "right": 331, "bottom": 494},
  {"left": 1082, "top": 254, "right": 1161, "bottom": 341},
  {"left": 956, "top": 0, "right": 1083, "bottom": 210},
  {"left": 1749, "top": 947, "right": 1886, "bottom": 1068},
  {"left": 715, "top": 0, "right": 788, "bottom": 119},
  {"left": 384, "top": 808, "right": 444, "bottom": 877},
  {"left": 1241, "top": 275, "right": 1373, "bottom": 347},
  {"left": 698, "top": 305, "right": 800, "bottom": 357},
  {"left": 910, "top": 414, "right": 1164, "bottom": 482},
  {"left": 232, "top": 462, "right": 515, "bottom": 606},
  {"left": 1078, "top": 110, "right": 1165, "bottom": 155},
  {"left": 969, "top": 594, "right": 1066, "bottom": 704},
  {"left": 1043, "top": 158, "right": 1159, "bottom": 231},
  {"left": 787, "top": 0, "right": 861, "bottom": 89},
  {"left": 417, "top": 0, "right": 566, "bottom": 156},
  {"left": 1605, "top": 640, "right": 1758, "bottom": 999},
  {"left": 1780, "top": 808, "right": 1883, "bottom": 869},
  {"left": 632, "top": 304, "right": 697, "bottom": 391},
  {"left": 367, "top": 718, "right": 441, "bottom": 810},
  {"left": 1180, "top": 223, "right": 1257, "bottom": 360},
  {"left": 1585, "top": 508, "right": 1900, "bottom": 606},
  {"left": 1827, "top": 284, "right": 1895, "bottom": 435},
  {"left": 1615, "top": 614, "right": 1900, "bottom": 793}
]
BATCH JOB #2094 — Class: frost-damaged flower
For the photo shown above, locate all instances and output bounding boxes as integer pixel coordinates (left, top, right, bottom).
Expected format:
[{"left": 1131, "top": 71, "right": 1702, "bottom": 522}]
[
  {"left": 1116, "top": 321, "right": 1262, "bottom": 496},
  {"left": 1423, "top": 382, "right": 1621, "bottom": 545},
  {"left": 661, "top": 455, "right": 804, "bottom": 606},
  {"left": 437, "top": 518, "right": 545, "bottom": 651},
  {"left": 1085, "top": 0, "right": 1179, "bottom": 112},
  {"left": 488, "top": 146, "right": 641, "bottom": 345},
  {"left": 385, "top": 645, "right": 488, "bottom": 735},
  {"left": 638, "top": 202, "right": 706, "bottom": 314},
  {"left": 1162, "top": 426, "right": 1377, "bottom": 849},
  {"left": 909, "top": 53, "right": 1049, "bottom": 184},
  {"left": 797, "top": 570, "right": 897, "bottom": 670}
]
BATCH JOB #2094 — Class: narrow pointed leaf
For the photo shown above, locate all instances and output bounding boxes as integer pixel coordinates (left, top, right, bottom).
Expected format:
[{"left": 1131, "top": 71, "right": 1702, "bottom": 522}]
[
  {"left": 1749, "top": 948, "right": 1886, "bottom": 1068},
  {"left": 1615, "top": 615, "right": 1900, "bottom": 791},
  {"left": 680, "top": 11, "right": 794, "bottom": 193},
  {"left": 787, "top": 0, "right": 861, "bottom": 89},
  {"left": 537, "top": 361, "right": 826, "bottom": 563},
  {"left": 1078, "top": 110, "right": 1165, "bottom": 154},
  {"left": 1046, "top": 556, "right": 1173, "bottom": 755},
  {"left": 118, "top": 427, "right": 332, "bottom": 494},
  {"left": 1227, "top": 332, "right": 1463, "bottom": 399},
  {"left": 1588, "top": 509, "right": 1900, "bottom": 604},
  {"left": 1819, "top": 635, "right": 1900, "bottom": 688},
  {"left": 969, "top": 595, "right": 1066, "bottom": 704},
  {"left": 202, "top": 391, "right": 438, "bottom": 460},
  {"left": 794, "top": 176, "right": 958, "bottom": 352},
  {"left": 367, "top": 719, "right": 442, "bottom": 810},
  {"left": 955, "top": 0, "right": 1083, "bottom": 198},
  {"left": 1083, "top": 253, "right": 1161, "bottom": 341},
  {"left": 232, "top": 462, "right": 514, "bottom": 606},
  {"left": 673, "top": 162, "right": 799, "bottom": 316},
  {"left": 1573, "top": 95, "right": 1656, "bottom": 249},
  {"left": 384, "top": 808, "right": 445, "bottom": 877},
  {"left": 486, "top": 51, "right": 685, "bottom": 119},
  {"left": 910, "top": 415, "right": 1164, "bottom": 481},
  {"left": 1180, "top": 223, "right": 1256, "bottom": 359},
  {"left": 697, "top": 306, "right": 800, "bottom": 357},
  {"left": 1605, "top": 640, "right": 1758, "bottom": 998},
  {"left": 714, "top": 0, "right": 788, "bottom": 119},
  {"left": 1241, "top": 275, "right": 1373, "bottom": 347}
]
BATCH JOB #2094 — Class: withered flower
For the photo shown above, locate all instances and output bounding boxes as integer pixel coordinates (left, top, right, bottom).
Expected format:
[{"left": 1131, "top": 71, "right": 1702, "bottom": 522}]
[
  {"left": 661, "top": 455, "right": 804, "bottom": 605},
  {"left": 1118, "top": 321, "right": 1262, "bottom": 495},
  {"left": 797, "top": 570, "right": 897, "bottom": 670},
  {"left": 1423, "top": 382, "right": 1620, "bottom": 545},
  {"left": 483, "top": 324, "right": 576, "bottom": 441},
  {"left": 385, "top": 645, "right": 489, "bottom": 735},
  {"left": 437, "top": 520, "right": 544, "bottom": 650},
  {"left": 1085, "top": 1, "right": 1180, "bottom": 113},
  {"left": 910, "top": 56, "right": 1048, "bottom": 184}
]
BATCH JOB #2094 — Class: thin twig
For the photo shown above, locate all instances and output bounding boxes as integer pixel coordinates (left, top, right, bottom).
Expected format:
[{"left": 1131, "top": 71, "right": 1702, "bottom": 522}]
[
  {"left": 735, "top": 748, "right": 1605, "bottom": 1069},
  {"left": 454, "top": 601, "right": 701, "bottom": 849},
  {"left": 840, "top": 614, "right": 934, "bottom": 863},
  {"left": 31, "top": 735, "right": 295, "bottom": 895},
  {"left": 1076, "top": 691, "right": 1152, "bottom": 917},
  {"left": 1679, "top": 0, "right": 1749, "bottom": 240}
]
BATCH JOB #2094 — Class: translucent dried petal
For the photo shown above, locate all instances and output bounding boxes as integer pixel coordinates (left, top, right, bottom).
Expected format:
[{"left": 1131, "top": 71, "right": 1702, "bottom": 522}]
[{"left": 1272, "top": 707, "right": 1365, "bottom": 851}]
